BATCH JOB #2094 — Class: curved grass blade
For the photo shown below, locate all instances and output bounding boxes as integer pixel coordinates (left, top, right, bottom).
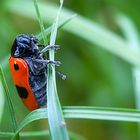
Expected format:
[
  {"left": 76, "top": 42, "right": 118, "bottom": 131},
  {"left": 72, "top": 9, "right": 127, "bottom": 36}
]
[
  {"left": 0, "top": 71, "right": 4, "bottom": 123},
  {"left": 36, "top": 14, "right": 76, "bottom": 41},
  {"left": 0, "top": 132, "right": 14, "bottom": 138},
  {"left": 6, "top": 0, "right": 140, "bottom": 67},
  {"left": 0, "top": 65, "right": 19, "bottom": 140},
  {"left": 47, "top": 0, "right": 69, "bottom": 139},
  {"left": 116, "top": 13, "right": 140, "bottom": 140},
  {"left": 116, "top": 14, "right": 140, "bottom": 108},
  {"left": 11, "top": 109, "right": 47, "bottom": 140},
  {"left": 1, "top": 130, "right": 85, "bottom": 140},
  {"left": 20, "top": 130, "right": 49, "bottom": 137},
  {"left": 11, "top": 106, "right": 140, "bottom": 139},
  {"left": 63, "top": 106, "right": 140, "bottom": 121},
  {"left": 33, "top": 0, "right": 48, "bottom": 45},
  {"left": 0, "top": 131, "right": 49, "bottom": 138},
  {"left": 0, "top": 65, "right": 17, "bottom": 131}
]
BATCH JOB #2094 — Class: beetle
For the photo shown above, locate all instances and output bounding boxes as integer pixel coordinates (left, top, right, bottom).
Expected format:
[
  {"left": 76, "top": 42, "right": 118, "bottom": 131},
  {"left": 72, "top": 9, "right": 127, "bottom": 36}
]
[{"left": 9, "top": 34, "right": 64, "bottom": 111}]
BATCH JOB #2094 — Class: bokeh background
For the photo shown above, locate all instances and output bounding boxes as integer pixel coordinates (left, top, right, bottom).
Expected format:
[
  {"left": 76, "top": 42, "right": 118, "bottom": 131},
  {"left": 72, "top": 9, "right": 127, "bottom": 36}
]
[{"left": 0, "top": 0, "right": 140, "bottom": 139}]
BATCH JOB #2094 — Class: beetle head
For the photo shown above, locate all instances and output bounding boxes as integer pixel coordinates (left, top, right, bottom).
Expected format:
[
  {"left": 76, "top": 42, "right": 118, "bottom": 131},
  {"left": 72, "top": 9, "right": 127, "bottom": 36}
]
[{"left": 11, "top": 34, "right": 39, "bottom": 57}]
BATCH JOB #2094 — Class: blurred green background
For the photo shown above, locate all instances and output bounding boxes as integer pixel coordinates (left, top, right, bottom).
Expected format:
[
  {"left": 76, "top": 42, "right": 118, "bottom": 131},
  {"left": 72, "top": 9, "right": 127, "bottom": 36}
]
[{"left": 0, "top": 0, "right": 140, "bottom": 139}]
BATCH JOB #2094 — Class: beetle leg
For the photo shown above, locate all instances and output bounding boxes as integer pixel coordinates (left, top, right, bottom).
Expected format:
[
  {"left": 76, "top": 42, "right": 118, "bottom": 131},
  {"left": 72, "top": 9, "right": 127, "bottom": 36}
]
[
  {"left": 56, "top": 71, "right": 66, "bottom": 80},
  {"left": 48, "top": 60, "right": 61, "bottom": 66},
  {"left": 39, "top": 45, "right": 60, "bottom": 55},
  {"left": 35, "top": 59, "right": 61, "bottom": 66}
]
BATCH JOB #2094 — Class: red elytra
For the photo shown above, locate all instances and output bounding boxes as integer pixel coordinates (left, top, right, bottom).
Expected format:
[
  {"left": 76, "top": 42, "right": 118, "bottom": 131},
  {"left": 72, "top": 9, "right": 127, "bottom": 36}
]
[{"left": 9, "top": 57, "right": 39, "bottom": 111}]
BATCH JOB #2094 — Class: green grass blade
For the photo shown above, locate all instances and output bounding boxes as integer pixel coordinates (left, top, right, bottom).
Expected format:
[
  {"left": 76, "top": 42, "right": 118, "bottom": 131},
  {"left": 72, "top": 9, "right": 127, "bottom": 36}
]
[
  {"left": 10, "top": 106, "right": 140, "bottom": 139},
  {"left": 0, "top": 130, "right": 85, "bottom": 140},
  {"left": 0, "top": 131, "right": 49, "bottom": 138},
  {"left": 0, "top": 65, "right": 19, "bottom": 140},
  {"left": 49, "top": 0, "right": 63, "bottom": 46},
  {"left": 116, "top": 13, "right": 140, "bottom": 139},
  {"left": 0, "top": 71, "right": 4, "bottom": 123},
  {"left": 63, "top": 106, "right": 140, "bottom": 121},
  {"left": 11, "top": 109, "right": 47, "bottom": 140},
  {"left": 20, "top": 130, "right": 49, "bottom": 137},
  {"left": 0, "top": 132, "right": 14, "bottom": 138},
  {"left": 116, "top": 14, "right": 140, "bottom": 107},
  {"left": 33, "top": 0, "right": 48, "bottom": 45},
  {"left": 6, "top": 0, "right": 140, "bottom": 67},
  {"left": 36, "top": 14, "right": 76, "bottom": 41},
  {"left": 0, "top": 65, "right": 17, "bottom": 132},
  {"left": 47, "top": 0, "right": 69, "bottom": 140}
]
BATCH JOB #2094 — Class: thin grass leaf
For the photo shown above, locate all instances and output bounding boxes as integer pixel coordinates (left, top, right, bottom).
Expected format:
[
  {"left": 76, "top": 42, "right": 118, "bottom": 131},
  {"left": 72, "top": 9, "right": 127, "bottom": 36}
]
[
  {"left": 20, "top": 130, "right": 49, "bottom": 137},
  {"left": 6, "top": 0, "right": 140, "bottom": 67},
  {"left": 116, "top": 14, "right": 140, "bottom": 109},
  {"left": 0, "top": 65, "right": 19, "bottom": 140},
  {"left": 11, "top": 108, "right": 47, "bottom": 140},
  {"left": 33, "top": 0, "right": 48, "bottom": 45},
  {"left": 116, "top": 13, "right": 140, "bottom": 139},
  {"left": 63, "top": 106, "right": 140, "bottom": 121},
  {"left": 10, "top": 106, "right": 140, "bottom": 139},
  {"left": 0, "top": 65, "right": 17, "bottom": 132},
  {"left": 36, "top": 14, "right": 76, "bottom": 41},
  {"left": 0, "top": 131, "right": 49, "bottom": 138},
  {"left": 0, "top": 75, "right": 4, "bottom": 123},
  {"left": 21, "top": 130, "right": 85, "bottom": 140},
  {"left": 1, "top": 130, "right": 85, "bottom": 140},
  {"left": 47, "top": 0, "right": 69, "bottom": 140},
  {"left": 0, "top": 132, "right": 14, "bottom": 138}
]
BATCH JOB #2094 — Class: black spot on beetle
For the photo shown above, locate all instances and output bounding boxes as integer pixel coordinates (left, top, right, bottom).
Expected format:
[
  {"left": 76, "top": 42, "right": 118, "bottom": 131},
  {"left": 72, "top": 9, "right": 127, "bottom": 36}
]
[
  {"left": 16, "top": 85, "right": 28, "bottom": 98},
  {"left": 14, "top": 63, "right": 19, "bottom": 70}
]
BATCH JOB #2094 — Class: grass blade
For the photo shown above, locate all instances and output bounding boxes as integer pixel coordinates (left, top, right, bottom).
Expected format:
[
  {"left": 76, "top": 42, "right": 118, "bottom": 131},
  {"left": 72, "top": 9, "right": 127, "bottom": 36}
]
[
  {"left": 0, "top": 131, "right": 49, "bottom": 138},
  {"left": 0, "top": 70, "right": 4, "bottom": 124},
  {"left": 10, "top": 106, "right": 140, "bottom": 139},
  {"left": 0, "top": 132, "right": 14, "bottom": 138},
  {"left": 33, "top": 0, "right": 48, "bottom": 45},
  {"left": 116, "top": 13, "right": 140, "bottom": 140},
  {"left": 0, "top": 65, "right": 19, "bottom": 140},
  {"left": 63, "top": 106, "right": 140, "bottom": 121},
  {"left": 0, "top": 130, "right": 85, "bottom": 140},
  {"left": 47, "top": 0, "right": 69, "bottom": 140},
  {"left": 0, "top": 65, "right": 17, "bottom": 132},
  {"left": 116, "top": 14, "right": 140, "bottom": 109},
  {"left": 36, "top": 14, "right": 76, "bottom": 41}
]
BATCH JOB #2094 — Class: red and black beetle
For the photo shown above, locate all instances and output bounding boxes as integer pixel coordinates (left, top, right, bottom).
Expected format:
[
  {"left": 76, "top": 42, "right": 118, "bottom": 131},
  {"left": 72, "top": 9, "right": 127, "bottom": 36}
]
[{"left": 9, "top": 34, "right": 63, "bottom": 111}]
